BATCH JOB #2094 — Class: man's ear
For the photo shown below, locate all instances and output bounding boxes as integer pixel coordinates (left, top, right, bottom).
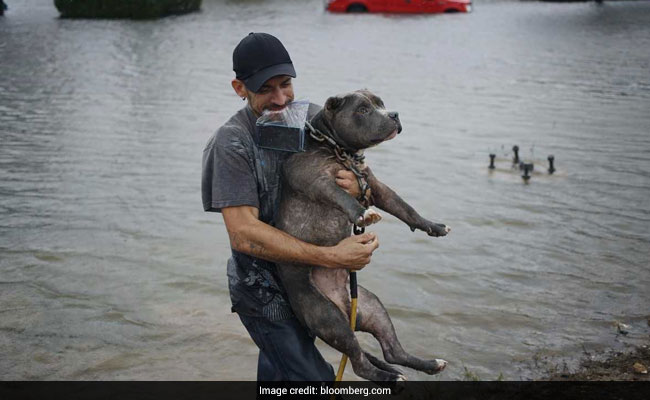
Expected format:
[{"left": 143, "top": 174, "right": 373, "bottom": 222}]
[
  {"left": 232, "top": 79, "right": 248, "bottom": 99},
  {"left": 325, "top": 96, "right": 346, "bottom": 112}
]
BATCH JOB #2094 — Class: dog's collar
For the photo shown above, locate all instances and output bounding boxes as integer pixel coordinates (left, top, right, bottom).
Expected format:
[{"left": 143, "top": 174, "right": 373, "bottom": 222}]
[
  {"left": 304, "top": 121, "right": 364, "bottom": 162},
  {"left": 304, "top": 121, "right": 370, "bottom": 207}
]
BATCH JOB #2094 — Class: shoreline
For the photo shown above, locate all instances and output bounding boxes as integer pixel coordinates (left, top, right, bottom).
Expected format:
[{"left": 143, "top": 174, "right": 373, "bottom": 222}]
[{"left": 540, "top": 341, "right": 649, "bottom": 381}]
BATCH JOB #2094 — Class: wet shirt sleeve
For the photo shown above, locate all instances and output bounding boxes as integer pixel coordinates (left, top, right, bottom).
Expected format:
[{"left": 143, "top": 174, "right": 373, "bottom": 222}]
[{"left": 202, "top": 126, "right": 259, "bottom": 212}]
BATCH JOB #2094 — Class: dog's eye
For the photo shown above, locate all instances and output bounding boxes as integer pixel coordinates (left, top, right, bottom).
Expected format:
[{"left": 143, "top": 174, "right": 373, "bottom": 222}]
[{"left": 357, "top": 107, "right": 369, "bottom": 114}]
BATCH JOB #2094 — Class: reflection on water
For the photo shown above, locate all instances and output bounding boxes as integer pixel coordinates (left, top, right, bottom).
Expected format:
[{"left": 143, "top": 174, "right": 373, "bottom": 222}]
[{"left": 1, "top": 0, "right": 649, "bottom": 380}]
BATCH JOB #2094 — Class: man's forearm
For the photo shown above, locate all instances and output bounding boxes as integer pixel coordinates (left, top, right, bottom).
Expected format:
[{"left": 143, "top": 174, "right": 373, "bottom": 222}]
[{"left": 227, "top": 218, "right": 334, "bottom": 268}]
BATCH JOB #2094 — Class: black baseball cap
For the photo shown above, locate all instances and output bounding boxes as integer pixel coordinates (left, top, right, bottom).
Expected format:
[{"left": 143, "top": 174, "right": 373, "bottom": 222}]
[{"left": 233, "top": 32, "right": 296, "bottom": 93}]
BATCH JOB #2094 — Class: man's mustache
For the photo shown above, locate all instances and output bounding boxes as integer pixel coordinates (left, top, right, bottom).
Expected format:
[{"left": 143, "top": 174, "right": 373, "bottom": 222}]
[{"left": 264, "top": 100, "right": 293, "bottom": 112}]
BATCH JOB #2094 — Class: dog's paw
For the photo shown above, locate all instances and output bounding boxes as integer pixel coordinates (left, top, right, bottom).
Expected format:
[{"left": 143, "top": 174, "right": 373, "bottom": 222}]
[
  {"left": 425, "top": 359, "right": 448, "bottom": 375},
  {"left": 422, "top": 221, "right": 450, "bottom": 237},
  {"left": 357, "top": 209, "right": 382, "bottom": 227}
]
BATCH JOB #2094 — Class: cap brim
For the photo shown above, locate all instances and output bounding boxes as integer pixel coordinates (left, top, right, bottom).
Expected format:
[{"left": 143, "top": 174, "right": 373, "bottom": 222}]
[{"left": 243, "top": 63, "right": 296, "bottom": 93}]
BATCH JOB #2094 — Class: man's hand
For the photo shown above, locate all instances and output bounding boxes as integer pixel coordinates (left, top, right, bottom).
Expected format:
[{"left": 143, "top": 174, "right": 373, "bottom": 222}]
[
  {"left": 335, "top": 169, "right": 371, "bottom": 200},
  {"left": 324, "top": 232, "right": 379, "bottom": 270},
  {"left": 222, "top": 206, "right": 379, "bottom": 271}
]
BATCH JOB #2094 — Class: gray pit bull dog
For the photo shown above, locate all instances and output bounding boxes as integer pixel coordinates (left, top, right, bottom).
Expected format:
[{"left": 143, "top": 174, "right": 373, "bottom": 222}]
[{"left": 275, "top": 90, "right": 450, "bottom": 382}]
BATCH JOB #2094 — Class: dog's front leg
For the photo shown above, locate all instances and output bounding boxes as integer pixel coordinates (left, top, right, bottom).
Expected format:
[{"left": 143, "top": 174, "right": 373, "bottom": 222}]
[
  {"left": 365, "top": 167, "right": 450, "bottom": 237},
  {"left": 283, "top": 160, "right": 380, "bottom": 227}
]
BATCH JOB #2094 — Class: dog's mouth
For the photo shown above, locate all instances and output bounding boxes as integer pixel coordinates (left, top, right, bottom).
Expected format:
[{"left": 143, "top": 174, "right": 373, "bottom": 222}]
[
  {"left": 369, "top": 129, "right": 398, "bottom": 145},
  {"left": 368, "top": 118, "right": 401, "bottom": 145},
  {"left": 385, "top": 129, "right": 398, "bottom": 141},
  {"left": 384, "top": 122, "right": 402, "bottom": 141}
]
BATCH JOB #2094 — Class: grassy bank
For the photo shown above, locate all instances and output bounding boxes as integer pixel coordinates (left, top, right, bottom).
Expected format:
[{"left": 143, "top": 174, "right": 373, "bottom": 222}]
[{"left": 543, "top": 343, "right": 649, "bottom": 381}]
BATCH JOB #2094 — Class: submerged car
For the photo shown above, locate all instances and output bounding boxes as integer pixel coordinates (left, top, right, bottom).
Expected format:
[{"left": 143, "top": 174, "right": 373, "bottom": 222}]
[{"left": 326, "top": 0, "right": 472, "bottom": 13}]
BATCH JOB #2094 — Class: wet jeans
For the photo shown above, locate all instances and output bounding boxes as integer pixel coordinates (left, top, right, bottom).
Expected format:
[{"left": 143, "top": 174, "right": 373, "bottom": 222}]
[{"left": 238, "top": 314, "right": 335, "bottom": 381}]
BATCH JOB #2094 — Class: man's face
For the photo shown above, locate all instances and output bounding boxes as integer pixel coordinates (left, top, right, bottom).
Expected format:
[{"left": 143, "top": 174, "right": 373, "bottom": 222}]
[{"left": 241, "top": 75, "right": 295, "bottom": 116}]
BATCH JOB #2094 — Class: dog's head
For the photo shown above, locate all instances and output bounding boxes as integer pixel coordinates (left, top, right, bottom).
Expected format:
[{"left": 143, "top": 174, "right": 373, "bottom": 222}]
[{"left": 314, "top": 90, "right": 402, "bottom": 152}]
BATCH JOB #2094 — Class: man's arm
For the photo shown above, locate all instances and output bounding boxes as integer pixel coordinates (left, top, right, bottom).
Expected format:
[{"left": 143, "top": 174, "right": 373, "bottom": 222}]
[{"left": 222, "top": 205, "right": 378, "bottom": 270}]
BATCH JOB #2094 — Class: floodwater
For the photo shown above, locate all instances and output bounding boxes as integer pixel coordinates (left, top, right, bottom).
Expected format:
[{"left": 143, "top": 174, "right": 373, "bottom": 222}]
[{"left": 1, "top": 0, "right": 649, "bottom": 381}]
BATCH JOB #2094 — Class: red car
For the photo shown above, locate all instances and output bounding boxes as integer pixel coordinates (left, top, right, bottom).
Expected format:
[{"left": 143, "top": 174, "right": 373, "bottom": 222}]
[{"left": 326, "top": 0, "right": 472, "bottom": 13}]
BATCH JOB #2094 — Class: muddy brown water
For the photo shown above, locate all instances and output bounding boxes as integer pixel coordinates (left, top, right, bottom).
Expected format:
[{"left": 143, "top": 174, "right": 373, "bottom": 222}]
[{"left": 1, "top": 0, "right": 649, "bottom": 380}]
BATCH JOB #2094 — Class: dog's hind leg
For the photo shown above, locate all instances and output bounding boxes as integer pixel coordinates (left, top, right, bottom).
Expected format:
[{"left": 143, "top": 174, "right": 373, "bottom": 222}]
[
  {"left": 295, "top": 288, "right": 406, "bottom": 382},
  {"left": 364, "top": 351, "right": 404, "bottom": 376},
  {"left": 356, "top": 285, "right": 447, "bottom": 375}
]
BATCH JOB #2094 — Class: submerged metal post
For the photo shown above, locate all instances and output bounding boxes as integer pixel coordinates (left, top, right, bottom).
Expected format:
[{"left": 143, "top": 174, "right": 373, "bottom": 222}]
[
  {"left": 512, "top": 145, "right": 520, "bottom": 165},
  {"left": 522, "top": 163, "right": 533, "bottom": 182},
  {"left": 548, "top": 155, "right": 556, "bottom": 174},
  {"left": 489, "top": 154, "right": 496, "bottom": 169}
]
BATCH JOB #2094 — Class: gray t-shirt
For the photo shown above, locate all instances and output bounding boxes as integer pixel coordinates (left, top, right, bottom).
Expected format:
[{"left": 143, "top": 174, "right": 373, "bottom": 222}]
[{"left": 202, "top": 103, "right": 321, "bottom": 321}]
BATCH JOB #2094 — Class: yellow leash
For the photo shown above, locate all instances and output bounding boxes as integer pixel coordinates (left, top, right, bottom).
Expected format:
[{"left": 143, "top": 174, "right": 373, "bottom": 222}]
[
  {"left": 331, "top": 271, "right": 357, "bottom": 400},
  {"left": 334, "top": 277, "right": 358, "bottom": 381},
  {"left": 333, "top": 223, "right": 365, "bottom": 393}
]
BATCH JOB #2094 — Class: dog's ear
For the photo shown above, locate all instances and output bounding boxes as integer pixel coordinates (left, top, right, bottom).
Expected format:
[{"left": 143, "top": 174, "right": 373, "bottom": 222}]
[{"left": 325, "top": 96, "right": 346, "bottom": 112}]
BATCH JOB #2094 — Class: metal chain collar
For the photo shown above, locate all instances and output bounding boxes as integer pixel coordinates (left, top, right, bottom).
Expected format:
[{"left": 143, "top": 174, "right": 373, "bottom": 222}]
[{"left": 304, "top": 121, "right": 371, "bottom": 208}]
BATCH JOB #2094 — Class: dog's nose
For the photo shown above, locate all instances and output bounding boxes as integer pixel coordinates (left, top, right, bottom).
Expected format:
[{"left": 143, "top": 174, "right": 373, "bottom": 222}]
[{"left": 388, "top": 112, "right": 402, "bottom": 133}]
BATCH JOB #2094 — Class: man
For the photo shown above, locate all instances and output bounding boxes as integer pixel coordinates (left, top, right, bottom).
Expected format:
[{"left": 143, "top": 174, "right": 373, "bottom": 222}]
[{"left": 202, "top": 33, "right": 379, "bottom": 381}]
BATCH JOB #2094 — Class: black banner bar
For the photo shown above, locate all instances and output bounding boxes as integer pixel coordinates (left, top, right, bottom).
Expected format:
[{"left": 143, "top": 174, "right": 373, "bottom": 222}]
[{"left": 1, "top": 381, "right": 649, "bottom": 400}]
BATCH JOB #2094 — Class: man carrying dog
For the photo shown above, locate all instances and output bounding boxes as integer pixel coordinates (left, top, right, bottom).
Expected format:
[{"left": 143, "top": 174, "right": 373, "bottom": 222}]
[{"left": 202, "top": 32, "right": 379, "bottom": 381}]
